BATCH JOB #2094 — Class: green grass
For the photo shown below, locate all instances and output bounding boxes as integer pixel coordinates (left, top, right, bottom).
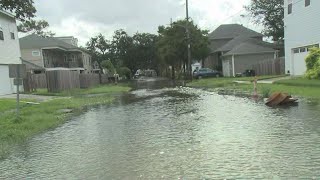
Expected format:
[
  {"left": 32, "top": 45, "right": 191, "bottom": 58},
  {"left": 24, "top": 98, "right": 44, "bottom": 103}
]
[
  {"left": 188, "top": 76, "right": 320, "bottom": 99},
  {"left": 28, "top": 84, "right": 131, "bottom": 97},
  {"left": 275, "top": 78, "right": 320, "bottom": 87},
  {"left": 188, "top": 75, "right": 287, "bottom": 88},
  {"left": 0, "top": 99, "right": 16, "bottom": 112},
  {"left": 0, "top": 84, "right": 131, "bottom": 159}
]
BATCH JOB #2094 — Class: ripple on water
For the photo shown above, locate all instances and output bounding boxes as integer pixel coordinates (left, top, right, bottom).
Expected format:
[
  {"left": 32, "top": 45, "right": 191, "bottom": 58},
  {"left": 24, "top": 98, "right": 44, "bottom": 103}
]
[{"left": 1, "top": 87, "right": 320, "bottom": 179}]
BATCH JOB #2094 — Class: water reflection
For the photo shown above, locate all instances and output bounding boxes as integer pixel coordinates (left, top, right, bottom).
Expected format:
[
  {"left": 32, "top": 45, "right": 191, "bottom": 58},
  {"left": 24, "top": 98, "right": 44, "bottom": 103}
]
[{"left": 1, "top": 81, "right": 320, "bottom": 179}]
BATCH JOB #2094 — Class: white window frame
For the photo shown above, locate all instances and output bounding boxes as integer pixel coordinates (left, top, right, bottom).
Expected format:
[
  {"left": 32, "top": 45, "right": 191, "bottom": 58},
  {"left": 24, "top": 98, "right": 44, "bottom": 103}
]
[{"left": 32, "top": 51, "right": 41, "bottom": 57}]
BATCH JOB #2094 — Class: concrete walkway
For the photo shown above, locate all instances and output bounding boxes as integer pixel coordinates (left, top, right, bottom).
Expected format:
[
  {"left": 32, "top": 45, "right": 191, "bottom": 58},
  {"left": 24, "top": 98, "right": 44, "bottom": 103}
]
[
  {"left": 0, "top": 94, "right": 65, "bottom": 102},
  {"left": 234, "top": 76, "right": 292, "bottom": 84}
]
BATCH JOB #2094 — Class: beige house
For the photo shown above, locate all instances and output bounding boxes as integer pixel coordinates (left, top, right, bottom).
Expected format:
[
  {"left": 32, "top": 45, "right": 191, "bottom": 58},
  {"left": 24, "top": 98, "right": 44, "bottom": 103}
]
[{"left": 20, "top": 34, "right": 92, "bottom": 74}]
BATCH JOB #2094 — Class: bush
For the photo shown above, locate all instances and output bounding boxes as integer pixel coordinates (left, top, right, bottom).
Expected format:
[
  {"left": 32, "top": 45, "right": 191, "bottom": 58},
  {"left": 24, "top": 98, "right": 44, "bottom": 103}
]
[
  {"left": 117, "top": 67, "right": 132, "bottom": 79},
  {"left": 101, "top": 60, "right": 115, "bottom": 75},
  {"left": 305, "top": 48, "right": 320, "bottom": 79}
]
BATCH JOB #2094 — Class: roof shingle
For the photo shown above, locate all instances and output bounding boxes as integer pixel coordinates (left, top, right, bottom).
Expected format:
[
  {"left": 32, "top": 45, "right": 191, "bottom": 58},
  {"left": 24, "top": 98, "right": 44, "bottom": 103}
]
[{"left": 209, "top": 24, "right": 263, "bottom": 40}]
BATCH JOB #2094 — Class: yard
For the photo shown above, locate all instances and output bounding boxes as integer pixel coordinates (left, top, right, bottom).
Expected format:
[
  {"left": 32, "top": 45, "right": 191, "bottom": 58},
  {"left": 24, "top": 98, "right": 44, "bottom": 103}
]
[
  {"left": 0, "top": 84, "right": 131, "bottom": 159},
  {"left": 188, "top": 76, "right": 320, "bottom": 99}
]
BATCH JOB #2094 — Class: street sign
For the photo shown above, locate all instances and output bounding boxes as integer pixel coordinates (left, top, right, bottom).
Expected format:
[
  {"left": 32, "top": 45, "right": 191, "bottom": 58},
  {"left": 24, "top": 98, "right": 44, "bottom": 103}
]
[
  {"left": 9, "top": 64, "right": 26, "bottom": 78},
  {"left": 14, "top": 78, "right": 23, "bottom": 86}
]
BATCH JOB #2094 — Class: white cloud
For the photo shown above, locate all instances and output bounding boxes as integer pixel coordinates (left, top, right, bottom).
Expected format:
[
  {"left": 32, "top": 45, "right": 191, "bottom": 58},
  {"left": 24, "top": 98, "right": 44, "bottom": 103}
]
[{"left": 34, "top": 0, "right": 262, "bottom": 46}]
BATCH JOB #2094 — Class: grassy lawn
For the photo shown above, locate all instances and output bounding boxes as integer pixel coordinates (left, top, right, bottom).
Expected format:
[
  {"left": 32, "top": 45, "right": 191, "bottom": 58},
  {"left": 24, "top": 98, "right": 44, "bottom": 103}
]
[
  {"left": 27, "top": 84, "right": 131, "bottom": 97},
  {"left": 0, "top": 84, "right": 131, "bottom": 159},
  {"left": 0, "top": 99, "right": 17, "bottom": 112},
  {"left": 188, "top": 75, "right": 287, "bottom": 88},
  {"left": 188, "top": 76, "right": 320, "bottom": 99}
]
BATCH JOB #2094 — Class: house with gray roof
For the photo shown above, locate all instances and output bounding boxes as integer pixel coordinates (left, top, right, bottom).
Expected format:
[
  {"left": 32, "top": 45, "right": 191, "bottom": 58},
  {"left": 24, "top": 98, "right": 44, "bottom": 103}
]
[
  {"left": 204, "top": 24, "right": 283, "bottom": 77},
  {"left": 20, "top": 34, "right": 92, "bottom": 74}
]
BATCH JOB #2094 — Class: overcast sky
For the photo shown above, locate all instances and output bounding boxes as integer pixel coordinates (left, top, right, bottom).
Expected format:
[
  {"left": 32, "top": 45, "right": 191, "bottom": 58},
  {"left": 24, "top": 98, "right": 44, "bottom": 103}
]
[{"left": 34, "top": 0, "right": 262, "bottom": 46}]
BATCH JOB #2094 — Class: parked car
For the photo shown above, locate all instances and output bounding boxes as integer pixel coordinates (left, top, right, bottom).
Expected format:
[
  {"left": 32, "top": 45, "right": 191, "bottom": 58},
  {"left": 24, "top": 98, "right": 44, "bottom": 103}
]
[
  {"left": 193, "top": 68, "right": 222, "bottom": 79},
  {"left": 236, "top": 69, "right": 256, "bottom": 77}
]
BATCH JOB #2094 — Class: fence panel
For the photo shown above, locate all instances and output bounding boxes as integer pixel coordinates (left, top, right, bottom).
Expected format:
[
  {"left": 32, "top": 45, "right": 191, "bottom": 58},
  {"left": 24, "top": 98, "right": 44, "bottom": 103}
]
[
  {"left": 23, "top": 73, "right": 47, "bottom": 92},
  {"left": 46, "top": 70, "right": 80, "bottom": 92},
  {"left": 252, "top": 58, "right": 285, "bottom": 76},
  {"left": 79, "top": 74, "right": 100, "bottom": 88}
]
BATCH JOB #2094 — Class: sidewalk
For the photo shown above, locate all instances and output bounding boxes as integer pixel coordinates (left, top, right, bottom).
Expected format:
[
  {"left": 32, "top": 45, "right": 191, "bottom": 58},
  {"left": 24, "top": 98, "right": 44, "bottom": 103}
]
[
  {"left": 234, "top": 76, "right": 292, "bottom": 84},
  {"left": 0, "top": 94, "right": 65, "bottom": 102}
]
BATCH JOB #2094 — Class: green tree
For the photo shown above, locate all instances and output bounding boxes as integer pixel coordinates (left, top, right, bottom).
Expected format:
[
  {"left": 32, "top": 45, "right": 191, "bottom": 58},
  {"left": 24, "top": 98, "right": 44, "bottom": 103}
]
[
  {"left": 305, "top": 48, "right": 320, "bottom": 79},
  {"left": 0, "top": 0, "right": 36, "bottom": 21},
  {"left": 17, "top": 20, "right": 55, "bottom": 37},
  {"left": 108, "top": 30, "right": 134, "bottom": 69},
  {"left": 1, "top": 0, "right": 54, "bottom": 37},
  {"left": 157, "top": 20, "right": 209, "bottom": 79},
  {"left": 131, "top": 33, "right": 159, "bottom": 72},
  {"left": 86, "top": 34, "right": 110, "bottom": 69},
  {"left": 101, "top": 60, "right": 115, "bottom": 75},
  {"left": 245, "top": 0, "right": 284, "bottom": 41}
]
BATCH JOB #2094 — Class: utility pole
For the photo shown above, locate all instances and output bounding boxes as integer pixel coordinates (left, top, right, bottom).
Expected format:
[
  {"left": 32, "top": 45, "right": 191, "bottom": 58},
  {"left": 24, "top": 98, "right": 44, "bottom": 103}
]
[{"left": 186, "top": 0, "right": 192, "bottom": 81}]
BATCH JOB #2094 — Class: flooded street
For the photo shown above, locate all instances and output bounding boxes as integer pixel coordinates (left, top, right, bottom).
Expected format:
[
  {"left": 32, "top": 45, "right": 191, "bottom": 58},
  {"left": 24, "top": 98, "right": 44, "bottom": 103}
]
[{"left": 1, "top": 80, "right": 320, "bottom": 179}]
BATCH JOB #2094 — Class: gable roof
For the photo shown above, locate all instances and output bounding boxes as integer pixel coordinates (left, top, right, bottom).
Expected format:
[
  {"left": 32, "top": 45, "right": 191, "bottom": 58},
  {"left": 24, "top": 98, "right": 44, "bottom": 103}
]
[
  {"left": 209, "top": 24, "right": 263, "bottom": 40},
  {"left": 19, "top": 34, "right": 82, "bottom": 51},
  {"left": 215, "top": 35, "right": 251, "bottom": 52},
  {"left": 223, "top": 38, "right": 276, "bottom": 56},
  {"left": 21, "top": 58, "right": 45, "bottom": 70}
]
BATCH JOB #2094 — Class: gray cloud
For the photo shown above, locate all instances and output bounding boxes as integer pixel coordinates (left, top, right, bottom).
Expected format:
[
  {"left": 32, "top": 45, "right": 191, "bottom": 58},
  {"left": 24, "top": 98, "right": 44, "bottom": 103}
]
[
  {"left": 35, "top": 0, "right": 185, "bottom": 35},
  {"left": 33, "top": 0, "right": 258, "bottom": 45}
]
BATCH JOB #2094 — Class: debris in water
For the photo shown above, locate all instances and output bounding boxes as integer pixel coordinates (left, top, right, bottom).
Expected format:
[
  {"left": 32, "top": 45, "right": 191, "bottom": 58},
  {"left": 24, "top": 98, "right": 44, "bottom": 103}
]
[{"left": 265, "top": 93, "right": 298, "bottom": 107}]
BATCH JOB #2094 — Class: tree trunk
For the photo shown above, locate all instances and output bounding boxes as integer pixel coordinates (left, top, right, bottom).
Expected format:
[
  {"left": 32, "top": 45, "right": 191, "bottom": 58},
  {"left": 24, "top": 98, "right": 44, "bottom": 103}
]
[{"left": 172, "top": 66, "right": 175, "bottom": 80}]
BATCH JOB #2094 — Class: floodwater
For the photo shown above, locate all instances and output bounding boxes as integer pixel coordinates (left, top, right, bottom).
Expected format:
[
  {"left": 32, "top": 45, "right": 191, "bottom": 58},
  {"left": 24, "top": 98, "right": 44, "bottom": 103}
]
[{"left": 1, "top": 79, "right": 320, "bottom": 179}]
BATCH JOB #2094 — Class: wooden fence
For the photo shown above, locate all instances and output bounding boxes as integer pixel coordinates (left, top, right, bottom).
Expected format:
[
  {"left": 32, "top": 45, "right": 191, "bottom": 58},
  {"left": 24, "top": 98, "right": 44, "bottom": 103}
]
[
  {"left": 46, "top": 70, "right": 80, "bottom": 92},
  {"left": 252, "top": 58, "right": 285, "bottom": 76},
  {"left": 23, "top": 73, "right": 47, "bottom": 92},
  {"left": 79, "top": 74, "right": 100, "bottom": 88},
  {"left": 24, "top": 70, "right": 110, "bottom": 92}
]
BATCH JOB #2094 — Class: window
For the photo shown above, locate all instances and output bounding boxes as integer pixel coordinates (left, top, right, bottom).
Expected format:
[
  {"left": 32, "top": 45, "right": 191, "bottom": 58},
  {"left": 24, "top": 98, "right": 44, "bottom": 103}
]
[
  {"left": 64, "top": 55, "right": 68, "bottom": 62},
  {"left": 10, "top": 32, "right": 15, "bottom": 39},
  {"left": 293, "top": 48, "right": 299, "bottom": 53},
  {"left": 300, "top": 47, "right": 306, "bottom": 53},
  {"left": 71, "top": 55, "right": 75, "bottom": 62},
  {"left": 288, "top": 3, "right": 293, "bottom": 14},
  {"left": 32, "top": 51, "right": 41, "bottom": 56},
  {"left": 305, "top": 0, "right": 310, "bottom": 7},
  {"left": 0, "top": 30, "right": 3, "bottom": 40}
]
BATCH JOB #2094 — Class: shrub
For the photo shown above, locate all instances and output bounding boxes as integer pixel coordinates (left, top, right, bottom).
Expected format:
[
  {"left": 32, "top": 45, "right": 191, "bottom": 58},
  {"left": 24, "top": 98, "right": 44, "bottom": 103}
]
[
  {"left": 305, "top": 48, "right": 320, "bottom": 79},
  {"left": 101, "top": 60, "right": 115, "bottom": 75},
  {"left": 117, "top": 67, "right": 132, "bottom": 79}
]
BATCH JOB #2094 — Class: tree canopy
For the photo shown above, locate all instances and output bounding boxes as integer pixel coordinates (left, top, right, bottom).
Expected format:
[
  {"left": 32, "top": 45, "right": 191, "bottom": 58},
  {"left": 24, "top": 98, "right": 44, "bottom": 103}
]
[
  {"left": 157, "top": 20, "right": 209, "bottom": 78},
  {"left": 0, "top": 0, "right": 36, "bottom": 21},
  {"left": 245, "top": 0, "right": 284, "bottom": 41},
  {"left": 17, "top": 20, "right": 55, "bottom": 37},
  {"left": 86, "top": 20, "right": 210, "bottom": 79}
]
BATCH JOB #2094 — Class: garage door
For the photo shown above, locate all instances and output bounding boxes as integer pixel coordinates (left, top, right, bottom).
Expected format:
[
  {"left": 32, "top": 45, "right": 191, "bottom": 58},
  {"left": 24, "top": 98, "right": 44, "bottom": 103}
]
[
  {"left": 0, "top": 65, "right": 13, "bottom": 95},
  {"left": 293, "top": 52, "right": 308, "bottom": 76}
]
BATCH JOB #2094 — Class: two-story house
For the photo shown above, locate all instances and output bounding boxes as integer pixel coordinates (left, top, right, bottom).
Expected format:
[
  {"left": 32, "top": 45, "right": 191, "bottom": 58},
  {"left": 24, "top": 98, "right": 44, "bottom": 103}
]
[
  {"left": 284, "top": 0, "right": 320, "bottom": 76},
  {"left": 0, "top": 10, "right": 22, "bottom": 95},
  {"left": 20, "top": 34, "right": 93, "bottom": 74}
]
